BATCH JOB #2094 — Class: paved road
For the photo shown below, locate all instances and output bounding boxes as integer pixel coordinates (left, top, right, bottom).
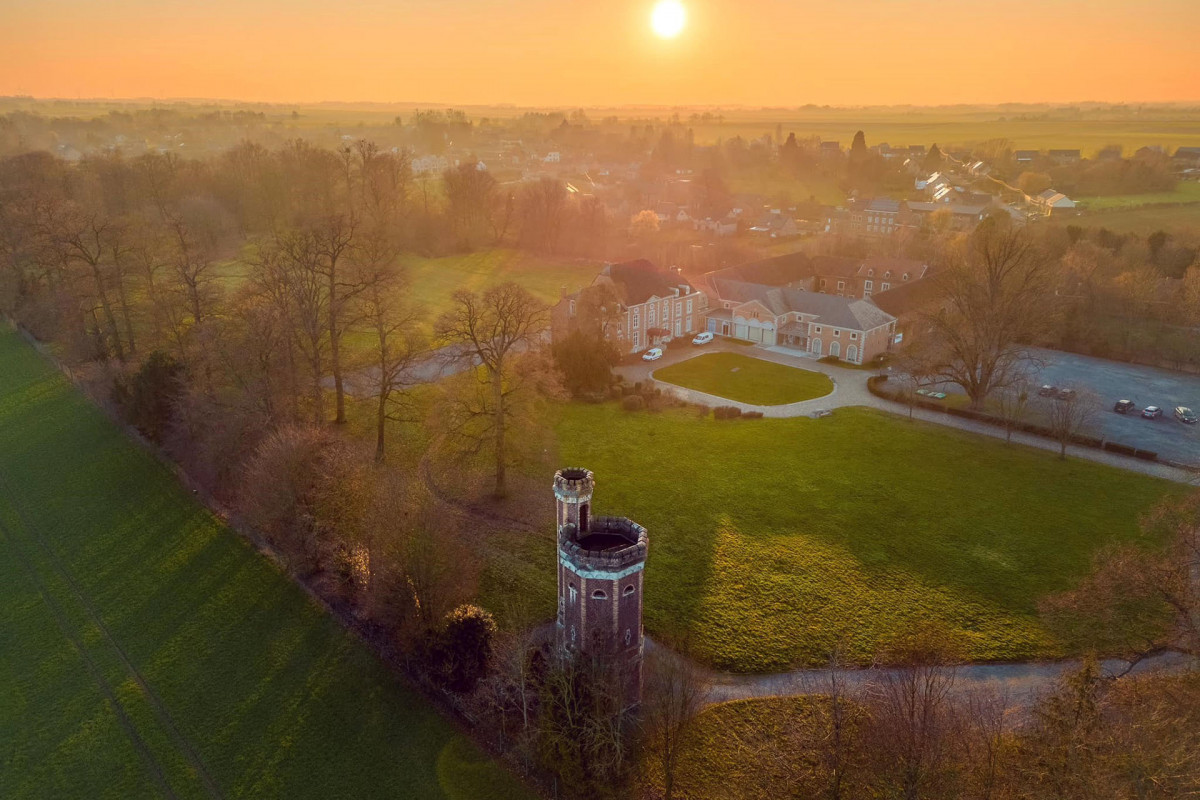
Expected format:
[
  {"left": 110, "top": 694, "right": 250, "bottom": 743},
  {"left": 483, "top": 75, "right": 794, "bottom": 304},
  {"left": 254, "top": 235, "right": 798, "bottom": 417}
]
[{"left": 618, "top": 339, "right": 1198, "bottom": 484}]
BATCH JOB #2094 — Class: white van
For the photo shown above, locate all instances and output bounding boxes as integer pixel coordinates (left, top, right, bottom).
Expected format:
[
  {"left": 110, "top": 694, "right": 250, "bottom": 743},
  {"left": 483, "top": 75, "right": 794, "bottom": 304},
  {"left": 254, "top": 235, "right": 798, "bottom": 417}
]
[{"left": 692, "top": 331, "right": 715, "bottom": 345}]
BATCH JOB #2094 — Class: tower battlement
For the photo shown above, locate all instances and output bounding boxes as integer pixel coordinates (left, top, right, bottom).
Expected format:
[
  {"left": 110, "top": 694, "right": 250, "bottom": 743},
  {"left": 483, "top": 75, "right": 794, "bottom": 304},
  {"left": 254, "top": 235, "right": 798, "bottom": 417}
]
[{"left": 553, "top": 468, "right": 647, "bottom": 709}]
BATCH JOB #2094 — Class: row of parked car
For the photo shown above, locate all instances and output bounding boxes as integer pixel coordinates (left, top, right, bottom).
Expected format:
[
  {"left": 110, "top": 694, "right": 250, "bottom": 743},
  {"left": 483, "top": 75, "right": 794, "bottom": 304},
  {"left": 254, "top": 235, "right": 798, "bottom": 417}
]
[
  {"left": 1039, "top": 383, "right": 1196, "bottom": 424},
  {"left": 1113, "top": 398, "right": 1197, "bottom": 424}
]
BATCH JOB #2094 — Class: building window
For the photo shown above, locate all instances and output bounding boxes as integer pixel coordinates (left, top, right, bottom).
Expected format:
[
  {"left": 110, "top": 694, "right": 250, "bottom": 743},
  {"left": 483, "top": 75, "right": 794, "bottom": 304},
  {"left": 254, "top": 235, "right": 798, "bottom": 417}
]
[
  {"left": 592, "top": 590, "right": 607, "bottom": 600},
  {"left": 851, "top": 332, "right": 858, "bottom": 339},
  {"left": 623, "top": 585, "right": 635, "bottom": 596},
  {"left": 648, "top": 307, "right": 655, "bottom": 324},
  {"left": 834, "top": 329, "right": 841, "bottom": 337},
  {"left": 882, "top": 283, "right": 891, "bottom": 291},
  {"left": 815, "top": 326, "right": 822, "bottom": 333},
  {"left": 837, "top": 281, "right": 845, "bottom": 291},
  {"left": 686, "top": 298, "right": 693, "bottom": 313},
  {"left": 864, "top": 280, "right": 873, "bottom": 291},
  {"left": 903, "top": 273, "right": 910, "bottom": 281},
  {"left": 867, "top": 269, "right": 874, "bottom": 277},
  {"left": 569, "top": 585, "right": 577, "bottom": 606},
  {"left": 819, "top": 279, "right": 826, "bottom": 288},
  {"left": 675, "top": 302, "right": 682, "bottom": 317},
  {"left": 624, "top": 629, "right": 632, "bottom": 646},
  {"left": 568, "top": 300, "right": 576, "bottom": 317}
]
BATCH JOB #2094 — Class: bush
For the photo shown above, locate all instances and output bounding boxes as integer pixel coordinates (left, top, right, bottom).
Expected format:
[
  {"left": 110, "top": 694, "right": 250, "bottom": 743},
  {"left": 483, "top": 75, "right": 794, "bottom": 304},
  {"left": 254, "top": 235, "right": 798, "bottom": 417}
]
[
  {"left": 743, "top": 411, "right": 764, "bottom": 419},
  {"left": 1104, "top": 441, "right": 1138, "bottom": 457},
  {"left": 113, "top": 351, "right": 186, "bottom": 443},
  {"left": 425, "top": 604, "right": 497, "bottom": 693},
  {"left": 714, "top": 406, "right": 743, "bottom": 420},
  {"left": 621, "top": 395, "right": 646, "bottom": 412}
]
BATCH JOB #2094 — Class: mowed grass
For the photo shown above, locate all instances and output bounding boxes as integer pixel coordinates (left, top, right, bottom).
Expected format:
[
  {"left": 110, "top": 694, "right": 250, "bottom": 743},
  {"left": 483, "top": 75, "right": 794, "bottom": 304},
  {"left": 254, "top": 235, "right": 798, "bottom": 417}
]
[
  {"left": 555, "top": 403, "right": 1177, "bottom": 672},
  {"left": 0, "top": 326, "right": 531, "bottom": 800},
  {"left": 654, "top": 352, "right": 834, "bottom": 405},
  {"left": 404, "top": 248, "right": 597, "bottom": 322}
]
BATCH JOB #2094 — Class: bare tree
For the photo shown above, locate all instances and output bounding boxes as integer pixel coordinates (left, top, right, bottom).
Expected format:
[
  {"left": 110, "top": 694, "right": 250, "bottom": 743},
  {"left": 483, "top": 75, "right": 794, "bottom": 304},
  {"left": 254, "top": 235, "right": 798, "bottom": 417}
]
[
  {"left": 1045, "top": 386, "right": 1099, "bottom": 460},
  {"left": 641, "top": 644, "right": 711, "bottom": 800},
  {"left": 866, "top": 626, "right": 964, "bottom": 800},
  {"left": 923, "top": 220, "right": 1054, "bottom": 408},
  {"left": 433, "top": 283, "right": 550, "bottom": 498},
  {"left": 355, "top": 229, "right": 425, "bottom": 462},
  {"left": 891, "top": 338, "right": 942, "bottom": 420},
  {"left": 995, "top": 373, "right": 1033, "bottom": 443}
]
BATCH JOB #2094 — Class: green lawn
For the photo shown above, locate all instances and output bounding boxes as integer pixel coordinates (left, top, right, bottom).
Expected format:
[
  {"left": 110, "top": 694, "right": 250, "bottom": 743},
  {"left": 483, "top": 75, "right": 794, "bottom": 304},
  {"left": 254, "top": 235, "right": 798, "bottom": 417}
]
[
  {"left": 1073, "top": 202, "right": 1200, "bottom": 234},
  {"left": 1076, "top": 182, "right": 1200, "bottom": 211},
  {"left": 0, "top": 326, "right": 531, "bottom": 800},
  {"left": 654, "top": 352, "right": 834, "bottom": 406},
  {"left": 404, "top": 248, "right": 596, "bottom": 322},
  {"left": 553, "top": 403, "right": 1177, "bottom": 672}
]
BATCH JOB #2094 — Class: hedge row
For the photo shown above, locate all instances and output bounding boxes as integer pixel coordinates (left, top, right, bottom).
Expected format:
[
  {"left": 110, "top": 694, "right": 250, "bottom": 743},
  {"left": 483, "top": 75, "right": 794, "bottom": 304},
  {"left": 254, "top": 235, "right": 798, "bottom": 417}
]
[{"left": 864, "top": 376, "right": 1156, "bottom": 461}]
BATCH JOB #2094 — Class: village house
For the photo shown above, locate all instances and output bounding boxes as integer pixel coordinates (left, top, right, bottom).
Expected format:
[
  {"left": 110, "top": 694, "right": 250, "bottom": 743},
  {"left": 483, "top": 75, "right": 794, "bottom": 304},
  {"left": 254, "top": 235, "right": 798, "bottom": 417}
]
[
  {"left": 701, "top": 277, "right": 897, "bottom": 364},
  {"left": 1031, "top": 189, "right": 1076, "bottom": 215},
  {"left": 552, "top": 260, "right": 707, "bottom": 354}
]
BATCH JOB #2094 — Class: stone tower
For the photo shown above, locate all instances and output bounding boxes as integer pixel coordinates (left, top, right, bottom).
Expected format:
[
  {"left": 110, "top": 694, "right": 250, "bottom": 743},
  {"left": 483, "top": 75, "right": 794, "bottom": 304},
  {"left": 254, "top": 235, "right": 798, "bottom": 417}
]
[{"left": 554, "top": 468, "right": 648, "bottom": 709}]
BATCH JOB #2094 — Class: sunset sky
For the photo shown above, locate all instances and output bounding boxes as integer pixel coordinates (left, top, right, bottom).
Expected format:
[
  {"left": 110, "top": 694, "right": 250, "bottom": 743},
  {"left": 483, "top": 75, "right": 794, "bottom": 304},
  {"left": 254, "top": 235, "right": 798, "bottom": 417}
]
[{"left": 2, "top": 0, "right": 1196, "bottom": 107}]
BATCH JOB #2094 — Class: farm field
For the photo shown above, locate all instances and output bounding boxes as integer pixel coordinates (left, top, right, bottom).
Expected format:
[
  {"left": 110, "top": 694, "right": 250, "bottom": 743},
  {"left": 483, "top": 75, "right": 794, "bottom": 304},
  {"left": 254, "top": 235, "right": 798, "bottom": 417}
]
[
  {"left": 1072, "top": 201, "right": 1200, "bottom": 234},
  {"left": 0, "top": 326, "right": 531, "bottom": 800},
  {"left": 654, "top": 352, "right": 834, "bottom": 405},
  {"left": 553, "top": 403, "right": 1178, "bottom": 672},
  {"left": 1076, "top": 182, "right": 1200, "bottom": 211}
]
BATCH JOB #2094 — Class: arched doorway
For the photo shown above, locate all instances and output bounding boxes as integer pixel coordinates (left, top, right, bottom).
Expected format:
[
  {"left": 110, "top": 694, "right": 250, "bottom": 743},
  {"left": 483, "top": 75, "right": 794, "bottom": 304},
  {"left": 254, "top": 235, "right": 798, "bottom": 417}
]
[
  {"left": 847, "top": 345, "right": 858, "bottom": 363},
  {"left": 830, "top": 341, "right": 841, "bottom": 359},
  {"left": 811, "top": 338, "right": 822, "bottom": 356}
]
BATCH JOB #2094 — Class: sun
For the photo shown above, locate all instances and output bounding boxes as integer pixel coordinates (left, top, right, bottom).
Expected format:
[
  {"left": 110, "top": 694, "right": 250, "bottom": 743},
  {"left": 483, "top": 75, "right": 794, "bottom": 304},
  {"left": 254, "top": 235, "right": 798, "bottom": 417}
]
[{"left": 651, "top": 0, "right": 687, "bottom": 39}]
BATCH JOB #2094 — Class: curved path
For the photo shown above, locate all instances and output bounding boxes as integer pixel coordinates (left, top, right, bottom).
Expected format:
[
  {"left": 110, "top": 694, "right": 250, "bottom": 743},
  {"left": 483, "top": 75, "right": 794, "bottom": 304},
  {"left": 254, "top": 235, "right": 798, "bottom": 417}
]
[
  {"left": 645, "top": 637, "right": 1196, "bottom": 709},
  {"left": 623, "top": 340, "right": 1198, "bottom": 485}
]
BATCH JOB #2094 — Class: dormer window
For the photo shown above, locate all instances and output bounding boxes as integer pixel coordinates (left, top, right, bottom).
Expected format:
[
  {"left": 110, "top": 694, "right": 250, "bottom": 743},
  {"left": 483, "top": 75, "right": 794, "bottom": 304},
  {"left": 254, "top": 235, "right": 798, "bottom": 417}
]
[
  {"left": 903, "top": 273, "right": 910, "bottom": 281},
  {"left": 867, "top": 269, "right": 874, "bottom": 277},
  {"left": 884, "top": 271, "right": 892, "bottom": 279}
]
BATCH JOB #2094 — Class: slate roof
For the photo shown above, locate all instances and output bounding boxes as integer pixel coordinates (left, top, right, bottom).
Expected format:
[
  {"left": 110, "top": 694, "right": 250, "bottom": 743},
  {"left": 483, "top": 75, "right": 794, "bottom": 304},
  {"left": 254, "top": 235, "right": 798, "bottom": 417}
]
[
  {"left": 866, "top": 197, "right": 902, "bottom": 214},
  {"left": 712, "top": 278, "right": 895, "bottom": 331},
  {"left": 707, "top": 252, "right": 814, "bottom": 287},
  {"left": 601, "top": 260, "right": 694, "bottom": 305}
]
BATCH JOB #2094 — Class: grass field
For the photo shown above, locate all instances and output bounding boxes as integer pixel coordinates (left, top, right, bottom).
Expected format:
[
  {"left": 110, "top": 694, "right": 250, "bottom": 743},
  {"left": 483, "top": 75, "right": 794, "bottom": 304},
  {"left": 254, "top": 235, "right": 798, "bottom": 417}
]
[
  {"left": 1073, "top": 201, "right": 1200, "bottom": 234},
  {"left": 1077, "top": 182, "right": 1200, "bottom": 211},
  {"left": 554, "top": 403, "right": 1177, "bottom": 672},
  {"left": 0, "top": 326, "right": 531, "bottom": 800},
  {"left": 654, "top": 352, "right": 834, "bottom": 405}
]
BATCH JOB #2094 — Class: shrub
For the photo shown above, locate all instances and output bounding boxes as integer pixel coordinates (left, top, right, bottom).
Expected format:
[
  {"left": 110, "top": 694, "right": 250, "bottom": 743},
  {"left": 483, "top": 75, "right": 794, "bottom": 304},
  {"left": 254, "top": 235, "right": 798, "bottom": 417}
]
[
  {"left": 621, "top": 395, "right": 646, "bottom": 412},
  {"left": 113, "top": 351, "right": 186, "bottom": 443},
  {"left": 743, "top": 411, "right": 764, "bottom": 419},
  {"left": 551, "top": 331, "right": 619, "bottom": 398},
  {"left": 713, "top": 406, "right": 743, "bottom": 420},
  {"left": 426, "top": 604, "right": 497, "bottom": 693}
]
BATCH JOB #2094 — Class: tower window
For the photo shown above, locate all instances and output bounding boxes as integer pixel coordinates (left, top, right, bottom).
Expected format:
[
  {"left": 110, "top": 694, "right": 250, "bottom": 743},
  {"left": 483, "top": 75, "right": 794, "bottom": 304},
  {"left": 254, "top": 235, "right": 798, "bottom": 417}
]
[
  {"left": 624, "top": 629, "right": 632, "bottom": 646},
  {"left": 569, "top": 585, "right": 577, "bottom": 606},
  {"left": 623, "top": 585, "right": 635, "bottom": 596},
  {"left": 592, "top": 590, "right": 608, "bottom": 600},
  {"left": 579, "top": 503, "right": 590, "bottom": 532}
]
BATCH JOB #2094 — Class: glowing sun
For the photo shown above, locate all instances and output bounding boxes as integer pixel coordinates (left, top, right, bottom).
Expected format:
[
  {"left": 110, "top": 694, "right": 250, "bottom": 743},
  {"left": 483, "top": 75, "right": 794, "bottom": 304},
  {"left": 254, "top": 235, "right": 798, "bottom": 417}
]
[{"left": 651, "top": 0, "right": 687, "bottom": 39}]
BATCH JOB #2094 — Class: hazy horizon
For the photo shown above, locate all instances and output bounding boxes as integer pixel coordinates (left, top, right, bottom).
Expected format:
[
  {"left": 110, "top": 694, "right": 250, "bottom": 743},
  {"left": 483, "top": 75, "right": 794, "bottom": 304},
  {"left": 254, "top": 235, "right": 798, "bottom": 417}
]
[{"left": 3, "top": 0, "right": 1196, "bottom": 108}]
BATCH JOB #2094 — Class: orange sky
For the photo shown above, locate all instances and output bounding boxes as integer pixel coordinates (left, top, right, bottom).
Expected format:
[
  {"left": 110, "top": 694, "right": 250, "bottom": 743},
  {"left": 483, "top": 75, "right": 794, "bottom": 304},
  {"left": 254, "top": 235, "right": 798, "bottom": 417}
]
[{"left": 1, "top": 0, "right": 1197, "bottom": 106}]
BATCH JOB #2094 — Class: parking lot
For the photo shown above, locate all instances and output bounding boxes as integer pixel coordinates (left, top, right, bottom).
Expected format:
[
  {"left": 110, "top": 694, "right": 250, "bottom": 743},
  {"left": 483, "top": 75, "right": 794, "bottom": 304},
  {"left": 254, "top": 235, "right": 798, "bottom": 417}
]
[{"left": 1028, "top": 349, "right": 1200, "bottom": 465}]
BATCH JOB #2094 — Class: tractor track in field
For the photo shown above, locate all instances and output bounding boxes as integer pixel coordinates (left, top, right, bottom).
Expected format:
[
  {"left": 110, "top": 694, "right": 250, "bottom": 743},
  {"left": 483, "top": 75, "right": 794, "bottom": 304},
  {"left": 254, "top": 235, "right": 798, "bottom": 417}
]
[
  {"left": 0, "top": 472, "right": 224, "bottom": 800},
  {"left": 0, "top": 511, "right": 180, "bottom": 800}
]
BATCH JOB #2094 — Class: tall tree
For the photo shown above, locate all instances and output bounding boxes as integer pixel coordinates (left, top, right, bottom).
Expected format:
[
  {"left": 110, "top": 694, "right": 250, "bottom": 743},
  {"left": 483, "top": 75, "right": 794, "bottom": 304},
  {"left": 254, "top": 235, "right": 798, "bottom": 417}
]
[
  {"left": 433, "top": 283, "right": 549, "bottom": 497},
  {"left": 924, "top": 220, "right": 1054, "bottom": 407}
]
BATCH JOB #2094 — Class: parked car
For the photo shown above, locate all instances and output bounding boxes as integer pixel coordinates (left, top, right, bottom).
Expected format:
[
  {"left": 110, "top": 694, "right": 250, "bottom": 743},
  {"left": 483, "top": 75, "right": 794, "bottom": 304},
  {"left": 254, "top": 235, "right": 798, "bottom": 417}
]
[
  {"left": 692, "top": 331, "right": 714, "bottom": 346},
  {"left": 1038, "top": 385, "right": 1057, "bottom": 397},
  {"left": 1113, "top": 399, "right": 1136, "bottom": 414},
  {"left": 1142, "top": 406, "right": 1163, "bottom": 419},
  {"left": 1176, "top": 406, "right": 1198, "bottom": 424},
  {"left": 1055, "top": 388, "right": 1077, "bottom": 401},
  {"left": 642, "top": 347, "right": 664, "bottom": 362}
]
